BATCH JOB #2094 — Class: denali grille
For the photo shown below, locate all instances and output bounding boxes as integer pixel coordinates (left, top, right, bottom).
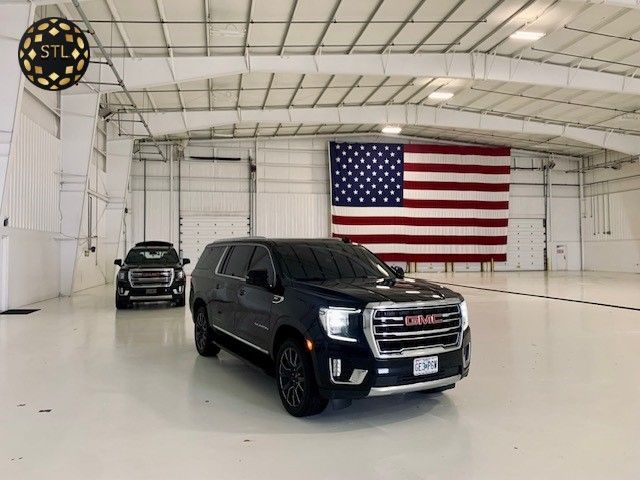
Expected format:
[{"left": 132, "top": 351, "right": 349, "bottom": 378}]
[
  {"left": 368, "top": 303, "right": 461, "bottom": 358},
  {"left": 128, "top": 268, "right": 174, "bottom": 288}
]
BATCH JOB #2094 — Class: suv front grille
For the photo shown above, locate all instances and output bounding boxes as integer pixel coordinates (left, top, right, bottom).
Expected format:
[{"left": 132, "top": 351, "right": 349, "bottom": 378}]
[
  {"left": 368, "top": 303, "right": 462, "bottom": 358},
  {"left": 128, "top": 269, "right": 174, "bottom": 288}
]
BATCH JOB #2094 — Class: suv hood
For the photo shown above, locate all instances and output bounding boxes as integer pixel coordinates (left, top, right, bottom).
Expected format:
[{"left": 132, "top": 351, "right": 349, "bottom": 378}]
[{"left": 291, "top": 277, "right": 461, "bottom": 305}]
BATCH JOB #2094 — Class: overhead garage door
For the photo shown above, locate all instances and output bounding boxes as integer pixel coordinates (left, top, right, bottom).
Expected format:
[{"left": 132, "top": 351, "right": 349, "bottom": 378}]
[
  {"left": 496, "top": 218, "right": 546, "bottom": 271},
  {"left": 179, "top": 214, "right": 249, "bottom": 273}
]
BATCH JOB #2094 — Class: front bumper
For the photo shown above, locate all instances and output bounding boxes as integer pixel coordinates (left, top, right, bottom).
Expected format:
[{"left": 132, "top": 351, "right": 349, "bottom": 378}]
[
  {"left": 312, "top": 327, "right": 471, "bottom": 399},
  {"left": 116, "top": 282, "right": 185, "bottom": 302}
]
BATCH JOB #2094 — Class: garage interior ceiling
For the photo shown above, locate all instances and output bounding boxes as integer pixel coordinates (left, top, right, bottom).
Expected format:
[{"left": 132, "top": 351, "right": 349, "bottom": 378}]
[{"left": 46, "top": 0, "right": 640, "bottom": 156}]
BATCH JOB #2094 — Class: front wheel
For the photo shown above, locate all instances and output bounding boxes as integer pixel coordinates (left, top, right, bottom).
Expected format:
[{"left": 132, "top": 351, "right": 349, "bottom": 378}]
[
  {"left": 115, "top": 292, "right": 130, "bottom": 309},
  {"left": 194, "top": 306, "right": 220, "bottom": 357},
  {"left": 174, "top": 293, "right": 186, "bottom": 307},
  {"left": 276, "top": 339, "right": 328, "bottom": 417}
]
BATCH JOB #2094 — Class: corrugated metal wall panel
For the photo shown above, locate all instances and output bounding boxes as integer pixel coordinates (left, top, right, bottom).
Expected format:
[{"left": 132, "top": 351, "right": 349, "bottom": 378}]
[{"left": 3, "top": 114, "right": 60, "bottom": 233}]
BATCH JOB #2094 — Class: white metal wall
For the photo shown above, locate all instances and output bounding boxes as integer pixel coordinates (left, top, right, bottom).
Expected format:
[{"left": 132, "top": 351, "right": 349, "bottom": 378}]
[
  {"left": 582, "top": 151, "right": 640, "bottom": 272},
  {"left": 130, "top": 143, "right": 252, "bottom": 268},
  {"left": 0, "top": 85, "right": 62, "bottom": 308},
  {"left": 2, "top": 113, "right": 60, "bottom": 232}
]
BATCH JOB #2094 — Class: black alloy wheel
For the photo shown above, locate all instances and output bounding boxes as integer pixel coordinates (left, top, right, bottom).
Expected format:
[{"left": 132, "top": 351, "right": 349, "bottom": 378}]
[
  {"left": 276, "top": 339, "right": 328, "bottom": 417},
  {"left": 194, "top": 306, "right": 220, "bottom": 357}
]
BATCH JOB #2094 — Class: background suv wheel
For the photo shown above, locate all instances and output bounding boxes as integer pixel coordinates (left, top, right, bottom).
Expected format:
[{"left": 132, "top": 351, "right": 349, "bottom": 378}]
[
  {"left": 276, "top": 339, "right": 328, "bottom": 417},
  {"left": 194, "top": 306, "right": 220, "bottom": 357},
  {"left": 115, "top": 293, "right": 129, "bottom": 310}
]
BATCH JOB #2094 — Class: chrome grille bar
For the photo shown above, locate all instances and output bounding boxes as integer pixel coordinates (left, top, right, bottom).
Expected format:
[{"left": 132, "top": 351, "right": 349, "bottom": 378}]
[{"left": 128, "top": 268, "right": 174, "bottom": 288}]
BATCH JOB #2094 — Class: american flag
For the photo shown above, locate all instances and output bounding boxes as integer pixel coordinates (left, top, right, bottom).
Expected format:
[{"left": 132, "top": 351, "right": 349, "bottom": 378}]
[{"left": 329, "top": 141, "right": 511, "bottom": 263}]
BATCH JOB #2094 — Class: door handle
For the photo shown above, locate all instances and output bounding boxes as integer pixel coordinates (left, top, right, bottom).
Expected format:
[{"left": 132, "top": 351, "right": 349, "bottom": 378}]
[{"left": 239, "top": 288, "right": 246, "bottom": 296}]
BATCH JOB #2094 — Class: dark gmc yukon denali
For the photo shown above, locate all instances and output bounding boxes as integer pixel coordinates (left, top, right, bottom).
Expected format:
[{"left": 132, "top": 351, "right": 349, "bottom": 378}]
[
  {"left": 114, "top": 241, "right": 190, "bottom": 309},
  {"left": 189, "top": 238, "right": 471, "bottom": 417}
]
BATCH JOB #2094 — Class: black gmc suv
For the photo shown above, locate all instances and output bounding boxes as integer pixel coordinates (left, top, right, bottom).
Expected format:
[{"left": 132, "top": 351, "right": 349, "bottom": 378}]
[
  {"left": 189, "top": 238, "right": 470, "bottom": 417},
  {"left": 114, "top": 241, "right": 190, "bottom": 309}
]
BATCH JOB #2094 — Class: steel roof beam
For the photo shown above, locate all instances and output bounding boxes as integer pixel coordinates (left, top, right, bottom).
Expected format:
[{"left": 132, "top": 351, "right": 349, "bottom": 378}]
[
  {"left": 80, "top": 52, "right": 640, "bottom": 97},
  {"left": 128, "top": 105, "right": 640, "bottom": 155}
]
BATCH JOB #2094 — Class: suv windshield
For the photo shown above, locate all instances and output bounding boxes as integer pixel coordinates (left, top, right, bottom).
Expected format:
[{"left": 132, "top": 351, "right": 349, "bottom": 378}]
[
  {"left": 125, "top": 247, "right": 179, "bottom": 266},
  {"left": 275, "top": 242, "right": 394, "bottom": 281}
]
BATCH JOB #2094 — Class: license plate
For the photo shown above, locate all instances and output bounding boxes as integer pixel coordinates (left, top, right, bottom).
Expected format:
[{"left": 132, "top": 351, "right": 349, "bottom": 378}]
[
  {"left": 413, "top": 356, "right": 438, "bottom": 376},
  {"left": 146, "top": 288, "right": 157, "bottom": 294}
]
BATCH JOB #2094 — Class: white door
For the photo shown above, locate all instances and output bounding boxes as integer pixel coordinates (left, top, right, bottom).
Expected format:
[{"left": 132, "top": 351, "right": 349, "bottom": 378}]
[
  {"left": 553, "top": 244, "right": 568, "bottom": 271},
  {"left": 496, "top": 218, "right": 546, "bottom": 271},
  {"left": 179, "top": 214, "right": 250, "bottom": 273}
]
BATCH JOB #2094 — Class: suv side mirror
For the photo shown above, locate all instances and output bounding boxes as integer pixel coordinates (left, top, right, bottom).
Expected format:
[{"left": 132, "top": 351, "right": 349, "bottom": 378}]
[
  {"left": 182, "top": 258, "right": 191, "bottom": 265},
  {"left": 246, "top": 269, "right": 270, "bottom": 288},
  {"left": 391, "top": 266, "right": 404, "bottom": 278},
  {"left": 114, "top": 259, "right": 122, "bottom": 267}
]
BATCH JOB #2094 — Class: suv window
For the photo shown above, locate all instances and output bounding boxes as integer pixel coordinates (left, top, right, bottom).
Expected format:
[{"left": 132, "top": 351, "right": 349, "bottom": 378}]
[
  {"left": 220, "top": 245, "right": 255, "bottom": 278},
  {"left": 125, "top": 247, "right": 179, "bottom": 266},
  {"left": 248, "top": 246, "right": 275, "bottom": 286},
  {"left": 275, "top": 243, "right": 393, "bottom": 281},
  {"left": 196, "top": 245, "right": 225, "bottom": 271}
]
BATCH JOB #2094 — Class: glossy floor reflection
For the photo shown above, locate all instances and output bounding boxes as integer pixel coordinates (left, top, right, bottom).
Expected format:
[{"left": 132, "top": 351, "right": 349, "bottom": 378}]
[{"left": 1, "top": 275, "right": 639, "bottom": 479}]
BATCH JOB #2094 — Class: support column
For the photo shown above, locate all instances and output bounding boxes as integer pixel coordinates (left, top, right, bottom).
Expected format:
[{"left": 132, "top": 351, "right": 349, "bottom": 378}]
[
  {"left": 59, "top": 92, "right": 100, "bottom": 296},
  {"left": 0, "top": 3, "right": 33, "bottom": 214},
  {"left": 103, "top": 138, "right": 133, "bottom": 283}
]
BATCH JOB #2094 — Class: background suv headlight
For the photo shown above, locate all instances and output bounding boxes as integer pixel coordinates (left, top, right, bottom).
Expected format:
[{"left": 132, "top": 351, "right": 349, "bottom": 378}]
[
  {"left": 319, "top": 307, "right": 360, "bottom": 343},
  {"left": 175, "top": 270, "right": 185, "bottom": 281},
  {"left": 460, "top": 300, "right": 469, "bottom": 331},
  {"left": 117, "top": 270, "right": 126, "bottom": 282}
]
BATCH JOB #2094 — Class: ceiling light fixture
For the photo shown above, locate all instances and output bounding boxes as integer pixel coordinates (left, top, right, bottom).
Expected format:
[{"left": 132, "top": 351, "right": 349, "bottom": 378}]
[
  {"left": 510, "top": 31, "right": 545, "bottom": 41},
  {"left": 381, "top": 125, "right": 402, "bottom": 134},
  {"left": 427, "top": 91, "right": 454, "bottom": 101}
]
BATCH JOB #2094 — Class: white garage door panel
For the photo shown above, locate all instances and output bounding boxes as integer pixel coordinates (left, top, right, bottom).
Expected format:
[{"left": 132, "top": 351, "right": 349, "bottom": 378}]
[
  {"left": 180, "top": 215, "right": 249, "bottom": 273},
  {"left": 495, "top": 219, "right": 546, "bottom": 271}
]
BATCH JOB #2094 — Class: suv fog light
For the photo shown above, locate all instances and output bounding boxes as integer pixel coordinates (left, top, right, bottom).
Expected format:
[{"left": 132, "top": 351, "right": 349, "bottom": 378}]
[
  {"left": 330, "top": 358, "right": 342, "bottom": 378},
  {"left": 464, "top": 343, "right": 471, "bottom": 366},
  {"left": 349, "top": 369, "right": 368, "bottom": 385},
  {"left": 377, "top": 368, "right": 390, "bottom": 375}
]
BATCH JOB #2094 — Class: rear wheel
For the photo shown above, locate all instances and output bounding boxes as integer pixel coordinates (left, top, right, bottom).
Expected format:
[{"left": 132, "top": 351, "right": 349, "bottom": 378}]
[
  {"left": 194, "top": 306, "right": 220, "bottom": 357},
  {"left": 276, "top": 339, "right": 328, "bottom": 417}
]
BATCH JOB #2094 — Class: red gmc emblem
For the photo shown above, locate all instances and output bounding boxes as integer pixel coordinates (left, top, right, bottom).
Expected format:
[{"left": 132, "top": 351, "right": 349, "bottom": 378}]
[{"left": 405, "top": 314, "right": 440, "bottom": 326}]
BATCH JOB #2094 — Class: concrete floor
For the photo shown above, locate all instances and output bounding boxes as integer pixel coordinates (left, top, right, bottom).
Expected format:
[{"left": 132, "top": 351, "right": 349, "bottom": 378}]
[{"left": 1, "top": 272, "right": 639, "bottom": 479}]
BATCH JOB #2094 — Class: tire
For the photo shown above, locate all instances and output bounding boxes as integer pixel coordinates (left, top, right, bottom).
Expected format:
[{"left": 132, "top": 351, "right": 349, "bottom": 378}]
[
  {"left": 417, "top": 383, "right": 455, "bottom": 395},
  {"left": 276, "top": 339, "right": 328, "bottom": 417},
  {"left": 115, "top": 293, "right": 130, "bottom": 310},
  {"left": 174, "top": 293, "right": 186, "bottom": 307},
  {"left": 194, "top": 306, "right": 220, "bottom": 357}
]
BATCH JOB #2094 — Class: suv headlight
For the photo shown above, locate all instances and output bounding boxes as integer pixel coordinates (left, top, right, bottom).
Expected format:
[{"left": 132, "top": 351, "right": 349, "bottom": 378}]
[
  {"left": 118, "top": 270, "right": 126, "bottom": 282},
  {"left": 460, "top": 300, "right": 469, "bottom": 331},
  {"left": 319, "top": 307, "right": 360, "bottom": 343},
  {"left": 175, "top": 270, "right": 185, "bottom": 281}
]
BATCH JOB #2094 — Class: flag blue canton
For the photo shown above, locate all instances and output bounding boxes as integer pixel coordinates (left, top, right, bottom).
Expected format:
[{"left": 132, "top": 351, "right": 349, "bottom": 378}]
[{"left": 329, "top": 142, "right": 404, "bottom": 207}]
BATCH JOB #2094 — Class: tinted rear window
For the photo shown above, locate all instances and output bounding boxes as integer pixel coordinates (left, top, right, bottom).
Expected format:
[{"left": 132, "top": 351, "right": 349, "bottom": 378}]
[
  {"left": 196, "top": 246, "right": 226, "bottom": 271},
  {"left": 275, "top": 243, "right": 393, "bottom": 281},
  {"left": 220, "top": 245, "right": 255, "bottom": 278}
]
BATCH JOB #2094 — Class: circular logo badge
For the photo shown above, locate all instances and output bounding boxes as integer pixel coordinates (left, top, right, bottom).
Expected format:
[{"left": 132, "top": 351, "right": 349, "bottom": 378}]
[{"left": 18, "top": 17, "right": 90, "bottom": 91}]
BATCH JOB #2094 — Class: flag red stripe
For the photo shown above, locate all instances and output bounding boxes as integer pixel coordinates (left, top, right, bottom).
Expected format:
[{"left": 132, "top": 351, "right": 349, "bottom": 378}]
[
  {"left": 334, "top": 234, "right": 507, "bottom": 245},
  {"left": 404, "top": 163, "right": 511, "bottom": 174},
  {"left": 376, "top": 253, "right": 507, "bottom": 262},
  {"left": 404, "top": 144, "right": 511, "bottom": 156},
  {"left": 332, "top": 215, "right": 508, "bottom": 227},
  {"left": 404, "top": 199, "right": 509, "bottom": 210},
  {"left": 403, "top": 180, "right": 510, "bottom": 192}
]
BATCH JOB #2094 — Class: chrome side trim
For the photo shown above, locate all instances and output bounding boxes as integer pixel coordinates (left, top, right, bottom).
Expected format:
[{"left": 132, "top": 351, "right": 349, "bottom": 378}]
[
  {"left": 367, "top": 374, "right": 461, "bottom": 397},
  {"left": 211, "top": 324, "right": 269, "bottom": 354}
]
